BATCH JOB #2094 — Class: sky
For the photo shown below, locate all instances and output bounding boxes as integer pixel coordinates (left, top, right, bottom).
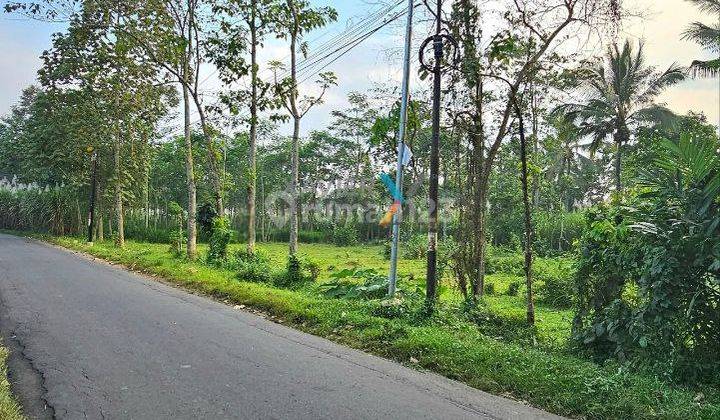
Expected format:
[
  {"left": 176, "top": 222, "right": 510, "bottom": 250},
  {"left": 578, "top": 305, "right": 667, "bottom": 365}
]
[{"left": 0, "top": 0, "right": 718, "bottom": 135}]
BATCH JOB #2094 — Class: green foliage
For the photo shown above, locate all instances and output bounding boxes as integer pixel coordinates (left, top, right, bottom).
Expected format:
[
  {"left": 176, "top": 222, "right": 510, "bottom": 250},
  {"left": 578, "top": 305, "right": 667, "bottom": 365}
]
[
  {"left": 168, "top": 229, "right": 186, "bottom": 256},
  {"left": 273, "top": 254, "right": 318, "bottom": 288},
  {"left": 332, "top": 222, "right": 358, "bottom": 247},
  {"left": 574, "top": 132, "right": 720, "bottom": 384},
  {"left": 506, "top": 281, "right": 521, "bottom": 297},
  {"left": 533, "top": 211, "right": 585, "bottom": 256},
  {"left": 484, "top": 282, "right": 496, "bottom": 296},
  {"left": 167, "top": 201, "right": 185, "bottom": 255},
  {"left": 234, "top": 252, "right": 274, "bottom": 284},
  {"left": 0, "top": 344, "right": 24, "bottom": 420},
  {"left": 320, "top": 268, "right": 389, "bottom": 300},
  {"left": 0, "top": 184, "right": 83, "bottom": 236},
  {"left": 207, "top": 216, "right": 232, "bottom": 263},
  {"left": 197, "top": 204, "right": 218, "bottom": 237}
]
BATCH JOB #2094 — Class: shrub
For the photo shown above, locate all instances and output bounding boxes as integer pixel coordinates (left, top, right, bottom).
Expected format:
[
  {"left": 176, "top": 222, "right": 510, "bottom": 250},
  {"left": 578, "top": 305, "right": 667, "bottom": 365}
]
[
  {"left": 402, "top": 234, "right": 426, "bottom": 259},
  {"left": 168, "top": 229, "right": 186, "bottom": 256},
  {"left": 236, "top": 259, "right": 274, "bottom": 283},
  {"left": 506, "top": 281, "right": 521, "bottom": 296},
  {"left": 320, "top": 268, "right": 388, "bottom": 300},
  {"left": 232, "top": 249, "right": 273, "bottom": 283},
  {"left": 535, "top": 258, "right": 576, "bottom": 308},
  {"left": 484, "top": 282, "right": 496, "bottom": 296},
  {"left": 573, "top": 131, "right": 720, "bottom": 385},
  {"left": 207, "top": 216, "right": 232, "bottom": 263},
  {"left": 332, "top": 223, "right": 359, "bottom": 247},
  {"left": 273, "top": 254, "right": 317, "bottom": 288},
  {"left": 196, "top": 203, "right": 217, "bottom": 237}
]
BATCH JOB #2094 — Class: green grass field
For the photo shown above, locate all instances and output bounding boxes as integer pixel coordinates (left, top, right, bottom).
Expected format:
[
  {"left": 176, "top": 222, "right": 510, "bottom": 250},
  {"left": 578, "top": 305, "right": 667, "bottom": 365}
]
[{"left": 29, "top": 236, "right": 720, "bottom": 419}]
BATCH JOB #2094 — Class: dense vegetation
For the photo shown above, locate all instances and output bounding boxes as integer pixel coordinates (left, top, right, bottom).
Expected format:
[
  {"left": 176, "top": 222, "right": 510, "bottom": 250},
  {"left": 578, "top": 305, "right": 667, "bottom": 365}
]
[{"left": 1, "top": 0, "right": 718, "bottom": 418}]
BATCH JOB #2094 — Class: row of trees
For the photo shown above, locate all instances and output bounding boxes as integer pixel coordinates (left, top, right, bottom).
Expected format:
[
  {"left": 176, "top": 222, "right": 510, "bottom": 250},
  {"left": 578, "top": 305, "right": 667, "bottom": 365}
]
[{"left": 0, "top": 0, "right": 717, "bottom": 327}]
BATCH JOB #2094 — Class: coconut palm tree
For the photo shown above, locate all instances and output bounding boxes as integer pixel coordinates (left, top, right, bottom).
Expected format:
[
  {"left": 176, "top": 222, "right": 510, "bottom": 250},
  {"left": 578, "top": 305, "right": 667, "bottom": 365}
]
[
  {"left": 683, "top": 0, "right": 720, "bottom": 77},
  {"left": 555, "top": 40, "right": 686, "bottom": 191}
]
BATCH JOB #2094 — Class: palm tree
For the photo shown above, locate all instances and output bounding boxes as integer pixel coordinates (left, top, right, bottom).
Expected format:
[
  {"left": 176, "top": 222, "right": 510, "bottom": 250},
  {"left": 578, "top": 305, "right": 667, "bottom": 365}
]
[
  {"left": 683, "top": 0, "right": 720, "bottom": 77},
  {"left": 556, "top": 40, "right": 685, "bottom": 191},
  {"left": 546, "top": 116, "right": 597, "bottom": 211}
]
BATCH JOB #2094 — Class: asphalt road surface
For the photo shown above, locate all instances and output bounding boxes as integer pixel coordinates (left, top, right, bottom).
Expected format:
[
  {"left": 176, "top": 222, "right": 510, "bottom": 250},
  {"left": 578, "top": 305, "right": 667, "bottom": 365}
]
[{"left": 0, "top": 233, "right": 562, "bottom": 420}]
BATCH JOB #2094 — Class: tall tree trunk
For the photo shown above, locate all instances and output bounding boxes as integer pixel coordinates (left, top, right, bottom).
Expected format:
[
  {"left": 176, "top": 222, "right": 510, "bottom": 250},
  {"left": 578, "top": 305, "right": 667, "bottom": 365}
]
[
  {"left": 97, "top": 187, "right": 104, "bottom": 241},
  {"left": 287, "top": 16, "right": 300, "bottom": 256},
  {"left": 114, "top": 123, "right": 125, "bottom": 248},
  {"left": 471, "top": 79, "right": 486, "bottom": 301},
  {"left": 516, "top": 102, "right": 535, "bottom": 325},
  {"left": 183, "top": 82, "right": 198, "bottom": 260},
  {"left": 144, "top": 148, "right": 150, "bottom": 230},
  {"left": 247, "top": 3, "right": 258, "bottom": 254},
  {"left": 289, "top": 115, "right": 300, "bottom": 256},
  {"left": 614, "top": 139, "right": 622, "bottom": 192}
]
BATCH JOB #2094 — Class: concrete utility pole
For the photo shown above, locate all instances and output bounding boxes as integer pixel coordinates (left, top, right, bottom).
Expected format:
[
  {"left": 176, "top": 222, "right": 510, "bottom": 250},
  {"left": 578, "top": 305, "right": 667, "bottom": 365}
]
[{"left": 387, "top": 0, "right": 415, "bottom": 297}]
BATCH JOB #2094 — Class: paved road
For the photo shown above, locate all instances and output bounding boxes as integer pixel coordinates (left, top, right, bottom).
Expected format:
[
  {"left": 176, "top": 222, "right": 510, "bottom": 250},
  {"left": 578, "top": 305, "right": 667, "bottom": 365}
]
[{"left": 0, "top": 234, "right": 561, "bottom": 420}]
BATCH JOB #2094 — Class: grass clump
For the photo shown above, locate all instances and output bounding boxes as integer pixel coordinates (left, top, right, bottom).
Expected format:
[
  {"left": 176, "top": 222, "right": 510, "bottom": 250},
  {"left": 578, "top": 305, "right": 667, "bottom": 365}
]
[{"left": 0, "top": 344, "right": 24, "bottom": 420}]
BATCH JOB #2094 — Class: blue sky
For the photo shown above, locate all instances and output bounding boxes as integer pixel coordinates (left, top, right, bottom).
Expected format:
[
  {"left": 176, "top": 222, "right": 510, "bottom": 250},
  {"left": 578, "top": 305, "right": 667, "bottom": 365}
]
[{"left": 1, "top": 0, "right": 718, "bottom": 135}]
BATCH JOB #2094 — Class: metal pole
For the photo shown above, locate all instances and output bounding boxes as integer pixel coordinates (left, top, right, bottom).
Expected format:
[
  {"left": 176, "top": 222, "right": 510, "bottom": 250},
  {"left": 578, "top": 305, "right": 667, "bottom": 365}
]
[
  {"left": 388, "top": 0, "right": 415, "bottom": 297},
  {"left": 87, "top": 151, "right": 98, "bottom": 243},
  {"left": 426, "top": 0, "right": 443, "bottom": 304}
]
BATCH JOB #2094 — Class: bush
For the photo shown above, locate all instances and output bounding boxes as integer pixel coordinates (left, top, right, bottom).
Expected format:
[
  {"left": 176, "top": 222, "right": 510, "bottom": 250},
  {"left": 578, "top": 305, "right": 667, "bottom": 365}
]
[
  {"left": 535, "top": 258, "right": 576, "bottom": 308},
  {"left": 273, "top": 254, "right": 317, "bottom": 288},
  {"left": 484, "top": 282, "right": 496, "bottom": 296},
  {"left": 168, "top": 229, "right": 186, "bottom": 256},
  {"left": 232, "top": 249, "right": 274, "bottom": 283},
  {"left": 332, "top": 223, "right": 359, "bottom": 247},
  {"left": 506, "top": 281, "right": 521, "bottom": 296},
  {"left": 320, "top": 268, "right": 389, "bottom": 300},
  {"left": 196, "top": 203, "right": 217, "bottom": 237},
  {"left": 207, "top": 217, "right": 232, "bottom": 263},
  {"left": 574, "top": 129, "right": 720, "bottom": 386},
  {"left": 402, "top": 234, "right": 426, "bottom": 259}
]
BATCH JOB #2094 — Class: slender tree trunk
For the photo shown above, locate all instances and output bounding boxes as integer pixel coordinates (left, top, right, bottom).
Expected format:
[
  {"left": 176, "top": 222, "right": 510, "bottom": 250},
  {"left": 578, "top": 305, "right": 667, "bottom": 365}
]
[
  {"left": 108, "top": 207, "right": 113, "bottom": 237},
  {"left": 144, "top": 152, "right": 150, "bottom": 230},
  {"left": 183, "top": 81, "right": 198, "bottom": 260},
  {"left": 472, "top": 80, "right": 486, "bottom": 300},
  {"left": 247, "top": 5, "right": 259, "bottom": 254},
  {"left": 97, "top": 187, "right": 104, "bottom": 241},
  {"left": 614, "top": 139, "right": 622, "bottom": 192},
  {"left": 516, "top": 102, "right": 535, "bottom": 325},
  {"left": 114, "top": 123, "right": 125, "bottom": 248},
  {"left": 287, "top": 18, "right": 300, "bottom": 256},
  {"left": 260, "top": 176, "right": 266, "bottom": 242},
  {"left": 289, "top": 115, "right": 300, "bottom": 255}
]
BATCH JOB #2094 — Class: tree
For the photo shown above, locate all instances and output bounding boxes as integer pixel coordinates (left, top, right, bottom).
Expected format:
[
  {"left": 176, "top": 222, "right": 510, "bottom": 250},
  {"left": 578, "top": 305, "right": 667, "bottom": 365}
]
[
  {"left": 683, "top": 0, "right": 720, "bottom": 77},
  {"left": 449, "top": 0, "right": 619, "bottom": 302},
  {"left": 556, "top": 40, "right": 685, "bottom": 192},
  {"left": 209, "top": 0, "right": 281, "bottom": 254},
  {"left": 119, "top": 0, "right": 207, "bottom": 258},
  {"left": 271, "top": 0, "right": 337, "bottom": 256},
  {"left": 35, "top": 2, "right": 171, "bottom": 247}
]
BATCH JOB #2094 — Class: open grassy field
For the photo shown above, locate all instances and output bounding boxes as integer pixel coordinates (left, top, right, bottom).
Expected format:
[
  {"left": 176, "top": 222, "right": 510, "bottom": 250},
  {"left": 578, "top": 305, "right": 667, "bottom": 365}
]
[{"left": 23, "top": 235, "right": 720, "bottom": 419}]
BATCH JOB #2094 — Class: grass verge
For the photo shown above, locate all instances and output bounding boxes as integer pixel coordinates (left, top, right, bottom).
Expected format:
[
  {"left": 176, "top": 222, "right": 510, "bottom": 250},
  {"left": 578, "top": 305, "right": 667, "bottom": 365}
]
[
  {"left": 0, "top": 344, "right": 24, "bottom": 420},
  {"left": 13, "top": 233, "right": 720, "bottom": 419}
]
